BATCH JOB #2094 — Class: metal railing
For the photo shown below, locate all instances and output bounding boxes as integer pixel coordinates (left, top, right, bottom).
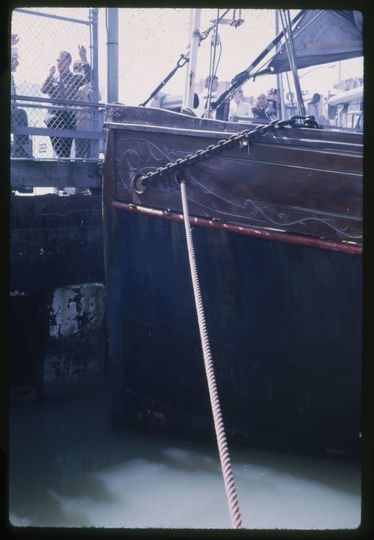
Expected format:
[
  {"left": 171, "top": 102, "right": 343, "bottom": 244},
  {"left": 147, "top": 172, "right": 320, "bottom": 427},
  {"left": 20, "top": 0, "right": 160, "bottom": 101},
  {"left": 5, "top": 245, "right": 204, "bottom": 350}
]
[
  {"left": 11, "top": 95, "right": 105, "bottom": 160},
  {"left": 11, "top": 7, "right": 104, "bottom": 160}
]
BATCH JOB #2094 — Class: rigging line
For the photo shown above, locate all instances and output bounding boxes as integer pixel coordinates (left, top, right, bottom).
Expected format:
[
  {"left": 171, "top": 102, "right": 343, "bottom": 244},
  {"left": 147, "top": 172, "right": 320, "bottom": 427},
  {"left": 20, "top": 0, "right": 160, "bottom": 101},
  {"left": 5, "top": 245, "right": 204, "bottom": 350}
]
[
  {"left": 211, "top": 10, "right": 306, "bottom": 111},
  {"left": 278, "top": 11, "right": 295, "bottom": 110},
  {"left": 285, "top": 9, "right": 325, "bottom": 44},
  {"left": 141, "top": 9, "right": 231, "bottom": 108},
  {"left": 280, "top": 10, "right": 305, "bottom": 115},
  {"left": 283, "top": 10, "right": 299, "bottom": 75},
  {"left": 285, "top": 70, "right": 296, "bottom": 112},
  {"left": 279, "top": 9, "right": 304, "bottom": 115},
  {"left": 279, "top": 10, "right": 293, "bottom": 70},
  {"left": 284, "top": 9, "right": 306, "bottom": 115},
  {"left": 203, "top": 25, "right": 215, "bottom": 115},
  {"left": 252, "top": 10, "right": 326, "bottom": 78},
  {"left": 206, "top": 8, "right": 221, "bottom": 116},
  {"left": 199, "top": 8, "right": 231, "bottom": 43},
  {"left": 179, "top": 177, "right": 242, "bottom": 529},
  {"left": 213, "top": 41, "right": 223, "bottom": 80},
  {"left": 211, "top": 9, "right": 220, "bottom": 73}
]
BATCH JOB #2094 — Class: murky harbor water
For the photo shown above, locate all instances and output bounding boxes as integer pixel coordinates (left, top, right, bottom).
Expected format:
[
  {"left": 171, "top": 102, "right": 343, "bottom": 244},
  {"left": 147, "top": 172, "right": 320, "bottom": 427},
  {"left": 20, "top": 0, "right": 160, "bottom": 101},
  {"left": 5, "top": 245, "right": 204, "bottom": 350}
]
[{"left": 9, "top": 389, "right": 361, "bottom": 529}]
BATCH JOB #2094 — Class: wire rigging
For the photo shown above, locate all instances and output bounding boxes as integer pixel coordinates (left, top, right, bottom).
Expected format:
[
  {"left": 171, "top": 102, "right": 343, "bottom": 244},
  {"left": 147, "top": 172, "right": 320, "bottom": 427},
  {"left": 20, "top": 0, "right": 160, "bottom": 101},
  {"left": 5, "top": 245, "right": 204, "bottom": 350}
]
[{"left": 140, "top": 9, "right": 231, "bottom": 108}]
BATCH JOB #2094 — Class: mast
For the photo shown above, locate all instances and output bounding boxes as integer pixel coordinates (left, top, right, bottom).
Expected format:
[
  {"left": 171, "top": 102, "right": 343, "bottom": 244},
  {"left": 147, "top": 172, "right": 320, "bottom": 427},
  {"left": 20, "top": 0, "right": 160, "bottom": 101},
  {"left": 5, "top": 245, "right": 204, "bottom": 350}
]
[
  {"left": 182, "top": 9, "right": 201, "bottom": 110},
  {"left": 106, "top": 8, "right": 119, "bottom": 103},
  {"left": 205, "top": 9, "right": 220, "bottom": 117}
]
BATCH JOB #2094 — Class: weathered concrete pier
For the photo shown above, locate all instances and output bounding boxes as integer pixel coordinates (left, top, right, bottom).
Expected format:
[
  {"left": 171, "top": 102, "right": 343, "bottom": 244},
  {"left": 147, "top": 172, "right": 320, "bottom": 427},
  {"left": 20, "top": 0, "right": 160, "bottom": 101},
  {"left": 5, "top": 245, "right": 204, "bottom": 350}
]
[{"left": 11, "top": 159, "right": 106, "bottom": 399}]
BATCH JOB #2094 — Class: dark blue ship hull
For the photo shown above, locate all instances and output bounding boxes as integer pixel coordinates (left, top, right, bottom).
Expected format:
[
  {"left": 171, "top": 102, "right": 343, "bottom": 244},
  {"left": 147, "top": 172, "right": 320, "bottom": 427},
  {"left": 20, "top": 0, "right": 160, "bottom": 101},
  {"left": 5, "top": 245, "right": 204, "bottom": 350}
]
[
  {"left": 103, "top": 106, "right": 362, "bottom": 458},
  {"left": 104, "top": 208, "right": 361, "bottom": 457}
]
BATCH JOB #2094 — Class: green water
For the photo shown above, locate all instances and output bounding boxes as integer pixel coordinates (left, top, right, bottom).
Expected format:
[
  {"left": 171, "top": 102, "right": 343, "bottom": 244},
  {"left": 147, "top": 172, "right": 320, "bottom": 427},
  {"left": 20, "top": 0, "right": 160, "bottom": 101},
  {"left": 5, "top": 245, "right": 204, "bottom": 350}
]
[{"left": 9, "top": 390, "right": 361, "bottom": 529}]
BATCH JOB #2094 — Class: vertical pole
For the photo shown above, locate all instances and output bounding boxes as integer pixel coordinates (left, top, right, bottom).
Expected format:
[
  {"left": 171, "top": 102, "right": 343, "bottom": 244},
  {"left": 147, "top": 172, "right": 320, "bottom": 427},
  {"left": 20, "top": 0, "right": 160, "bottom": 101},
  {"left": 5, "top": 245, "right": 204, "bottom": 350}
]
[
  {"left": 205, "top": 11, "right": 220, "bottom": 117},
  {"left": 90, "top": 7, "right": 100, "bottom": 158},
  {"left": 182, "top": 9, "right": 201, "bottom": 110},
  {"left": 279, "top": 9, "right": 305, "bottom": 116},
  {"left": 337, "top": 62, "right": 342, "bottom": 127},
  {"left": 275, "top": 10, "right": 286, "bottom": 120},
  {"left": 107, "top": 7, "right": 119, "bottom": 104}
]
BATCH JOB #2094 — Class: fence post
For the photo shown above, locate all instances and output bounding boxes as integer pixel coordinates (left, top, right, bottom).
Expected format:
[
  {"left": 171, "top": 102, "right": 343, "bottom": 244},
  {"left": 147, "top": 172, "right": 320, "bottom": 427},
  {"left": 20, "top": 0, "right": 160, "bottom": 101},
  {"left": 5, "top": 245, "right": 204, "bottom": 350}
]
[
  {"left": 90, "top": 7, "right": 100, "bottom": 158},
  {"left": 106, "top": 8, "right": 119, "bottom": 104}
]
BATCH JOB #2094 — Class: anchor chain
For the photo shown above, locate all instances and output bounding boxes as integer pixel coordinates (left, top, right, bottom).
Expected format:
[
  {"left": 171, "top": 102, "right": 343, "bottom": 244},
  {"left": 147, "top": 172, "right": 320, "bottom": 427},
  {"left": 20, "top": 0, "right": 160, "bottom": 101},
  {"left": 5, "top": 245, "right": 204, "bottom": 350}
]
[{"left": 132, "top": 115, "right": 319, "bottom": 194}]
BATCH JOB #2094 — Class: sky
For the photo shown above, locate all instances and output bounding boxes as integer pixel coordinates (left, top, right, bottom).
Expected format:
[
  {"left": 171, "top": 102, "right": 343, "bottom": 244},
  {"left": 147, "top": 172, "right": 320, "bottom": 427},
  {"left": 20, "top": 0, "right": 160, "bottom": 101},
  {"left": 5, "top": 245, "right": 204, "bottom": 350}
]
[
  {"left": 12, "top": 7, "right": 363, "bottom": 104},
  {"left": 109, "top": 8, "right": 363, "bottom": 103}
]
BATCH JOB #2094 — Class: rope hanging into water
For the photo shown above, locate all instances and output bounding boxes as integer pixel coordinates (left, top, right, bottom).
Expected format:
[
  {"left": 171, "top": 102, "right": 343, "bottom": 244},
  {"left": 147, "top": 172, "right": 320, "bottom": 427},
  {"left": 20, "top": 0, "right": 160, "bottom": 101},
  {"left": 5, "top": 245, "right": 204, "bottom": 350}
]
[{"left": 179, "top": 177, "right": 242, "bottom": 529}]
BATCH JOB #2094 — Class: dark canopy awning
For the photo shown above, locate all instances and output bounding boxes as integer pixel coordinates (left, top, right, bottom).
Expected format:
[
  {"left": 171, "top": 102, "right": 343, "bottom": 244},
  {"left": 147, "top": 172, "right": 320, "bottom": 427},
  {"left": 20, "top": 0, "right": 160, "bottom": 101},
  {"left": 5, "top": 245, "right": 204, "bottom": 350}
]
[{"left": 266, "top": 10, "right": 363, "bottom": 74}]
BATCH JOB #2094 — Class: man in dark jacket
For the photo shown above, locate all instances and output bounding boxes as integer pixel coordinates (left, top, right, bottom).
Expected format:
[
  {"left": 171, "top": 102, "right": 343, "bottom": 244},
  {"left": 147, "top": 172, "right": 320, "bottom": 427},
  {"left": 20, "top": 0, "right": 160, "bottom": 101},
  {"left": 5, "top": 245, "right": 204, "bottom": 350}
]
[
  {"left": 251, "top": 93, "right": 270, "bottom": 121},
  {"left": 41, "top": 50, "right": 83, "bottom": 157}
]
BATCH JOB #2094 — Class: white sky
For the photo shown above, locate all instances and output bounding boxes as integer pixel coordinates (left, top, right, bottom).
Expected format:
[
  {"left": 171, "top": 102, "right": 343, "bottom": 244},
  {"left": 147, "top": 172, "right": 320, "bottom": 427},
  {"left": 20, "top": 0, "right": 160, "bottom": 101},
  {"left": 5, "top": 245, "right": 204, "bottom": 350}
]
[
  {"left": 12, "top": 7, "right": 363, "bottom": 104},
  {"left": 111, "top": 8, "right": 363, "bottom": 103}
]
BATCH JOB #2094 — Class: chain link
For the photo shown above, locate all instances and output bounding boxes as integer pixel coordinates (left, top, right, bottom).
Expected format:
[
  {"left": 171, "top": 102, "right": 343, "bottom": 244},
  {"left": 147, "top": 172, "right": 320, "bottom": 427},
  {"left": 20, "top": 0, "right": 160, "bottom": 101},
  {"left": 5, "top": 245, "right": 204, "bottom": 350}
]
[{"left": 132, "top": 115, "right": 319, "bottom": 194}]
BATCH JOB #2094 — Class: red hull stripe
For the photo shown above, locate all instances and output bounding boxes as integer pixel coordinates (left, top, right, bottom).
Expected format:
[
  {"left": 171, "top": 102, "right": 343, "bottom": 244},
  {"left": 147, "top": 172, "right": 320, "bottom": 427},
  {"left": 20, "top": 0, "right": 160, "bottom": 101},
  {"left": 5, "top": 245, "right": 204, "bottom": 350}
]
[{"left": 111, "top": 200, "right": 362, "bottom": 256}]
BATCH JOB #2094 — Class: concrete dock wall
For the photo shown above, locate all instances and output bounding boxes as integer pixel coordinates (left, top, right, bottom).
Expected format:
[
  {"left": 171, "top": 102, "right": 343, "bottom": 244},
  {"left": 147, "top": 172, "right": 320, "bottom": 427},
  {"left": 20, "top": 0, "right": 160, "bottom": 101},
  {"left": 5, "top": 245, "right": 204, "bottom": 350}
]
[{"left": 10, "top": 193, "right": 106, "bottom": 400}]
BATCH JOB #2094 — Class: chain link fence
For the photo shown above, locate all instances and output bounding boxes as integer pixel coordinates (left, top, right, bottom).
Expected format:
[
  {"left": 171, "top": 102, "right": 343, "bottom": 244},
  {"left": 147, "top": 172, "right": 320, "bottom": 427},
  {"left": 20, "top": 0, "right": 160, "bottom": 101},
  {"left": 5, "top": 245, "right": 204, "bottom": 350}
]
[
  {"left": 11, "top": 7, "right": 104, "bottom": 160},
  {"left": 11, "top": 8, "right": 363, "bottom": 162}
]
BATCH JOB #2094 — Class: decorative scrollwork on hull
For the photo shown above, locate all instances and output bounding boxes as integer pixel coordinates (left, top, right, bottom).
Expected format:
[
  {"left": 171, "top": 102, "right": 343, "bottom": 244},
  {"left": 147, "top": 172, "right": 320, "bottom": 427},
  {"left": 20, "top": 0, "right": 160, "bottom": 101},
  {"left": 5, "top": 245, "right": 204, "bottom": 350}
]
[
  {"left": 115, "top": 137, "right": 362, "bottom": 242},
  {"left": 117, "top": 138, "right": 181, "bottom": 192},
  {"left": 242, "top": 199, "right": 361, "bottom": 240}
]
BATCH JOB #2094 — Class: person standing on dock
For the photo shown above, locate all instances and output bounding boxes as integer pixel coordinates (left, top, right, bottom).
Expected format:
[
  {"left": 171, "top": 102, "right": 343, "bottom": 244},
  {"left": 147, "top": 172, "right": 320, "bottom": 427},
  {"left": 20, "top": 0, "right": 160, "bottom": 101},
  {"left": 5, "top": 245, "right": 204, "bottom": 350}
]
[
  {"left": 11, "top": 34, "right": 32, "bottom": 157},
  {"left": 41, "top": 50, "right": 84, "bottom": 158},
  {"left": 72, "top": 45, "right": 92, "bottom": 159}
]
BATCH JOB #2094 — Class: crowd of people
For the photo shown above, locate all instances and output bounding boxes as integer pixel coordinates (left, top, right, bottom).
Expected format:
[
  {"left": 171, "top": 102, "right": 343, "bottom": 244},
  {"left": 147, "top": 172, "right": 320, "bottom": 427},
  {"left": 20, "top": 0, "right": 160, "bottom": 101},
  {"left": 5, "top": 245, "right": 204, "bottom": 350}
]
[
  {"left": 229, "top": 87, "right": 279, "bottom": 122},
  {"left": 11, "top": 35, "right": 94, "bottom": 159},
  {"left": 192, "top": 79, "right": 282, "bottom": 123},
  {"left": 11, "top": 39, "right": 360, "bottom": 161},
  {"left": 181, "top": 77, "right": 281, "bottom": 122},
  {"left": 41, "top": 46, "right": 93, "bottom": 158},
  {"left": 152, "top": 75, "right": 358, "bottom": 129},
  {"left": 228, "top": 86, "right": 337, "bottom": 127}
]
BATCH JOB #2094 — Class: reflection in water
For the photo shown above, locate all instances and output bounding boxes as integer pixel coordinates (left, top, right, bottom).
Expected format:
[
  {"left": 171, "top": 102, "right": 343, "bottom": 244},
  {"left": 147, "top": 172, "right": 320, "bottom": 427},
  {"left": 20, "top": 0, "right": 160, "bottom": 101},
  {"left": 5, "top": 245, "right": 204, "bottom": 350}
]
[{"left": 9, "top": 389, "right": 361, "bottom": 529}]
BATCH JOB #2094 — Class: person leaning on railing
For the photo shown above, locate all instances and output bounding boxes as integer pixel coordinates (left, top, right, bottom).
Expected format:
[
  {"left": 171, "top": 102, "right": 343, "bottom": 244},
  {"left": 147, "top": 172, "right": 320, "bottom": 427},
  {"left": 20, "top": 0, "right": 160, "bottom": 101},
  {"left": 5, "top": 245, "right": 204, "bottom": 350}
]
[
  {"left": 41, "top": 50, "right": 84, "bottom": 158},
  {"left": 72, "top": 45, "right": 92, "bottom": 159}
]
